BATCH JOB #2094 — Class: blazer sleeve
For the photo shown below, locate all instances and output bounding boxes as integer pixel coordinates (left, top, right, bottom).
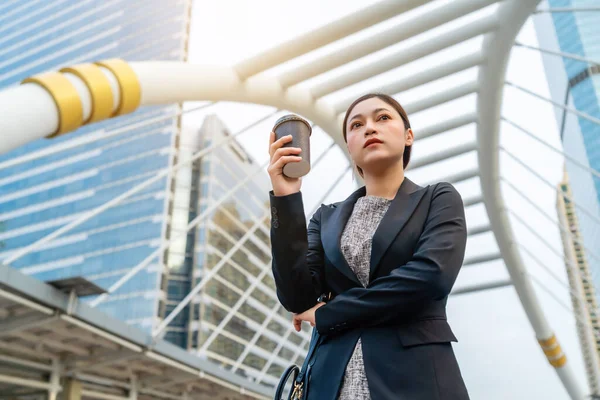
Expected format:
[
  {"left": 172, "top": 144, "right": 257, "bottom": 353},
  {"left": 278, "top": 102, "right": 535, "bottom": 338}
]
[
  {"left": 270, "top": 191, "right": 326, "bottom": 314},
  {"left": 315, "top": 182, "right": 466, "bottom": 335}
]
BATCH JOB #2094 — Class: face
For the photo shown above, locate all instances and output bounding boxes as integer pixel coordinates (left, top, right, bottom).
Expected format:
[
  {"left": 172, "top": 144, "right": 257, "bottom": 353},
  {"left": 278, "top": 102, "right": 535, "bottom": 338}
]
[{"left": 345, "top": 97, "right": 414, "bottom": 174}]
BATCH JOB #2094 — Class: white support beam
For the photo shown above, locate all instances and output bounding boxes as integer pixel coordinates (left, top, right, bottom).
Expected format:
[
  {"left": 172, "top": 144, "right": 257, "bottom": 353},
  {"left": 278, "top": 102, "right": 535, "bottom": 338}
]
[
  {"left": 451, "top": 280, "right": 513, "bottom": 296},
  {"left": 502, "top": 177, "right": 600, "bottom": 268},
  {"left": 514, "top": 41, "right": 600, "bottom": 66},
  {"left": 476, "top": 0, "right": 585, "bottom": 397},
  {"left": 278, "top": 0, "right": 498, "bottom": 88},
  {"left": 534, "top": 6, "right": 600, "bottom": 13},
  {"left": 324, "top": 10, "right": 498, "bottom": 103},
  {"left": 404, "top": 81, "right": 479, "bottom": 115},
  {"left": 377, "top": 51, "right": 485, "bottom": 98},
  {"left": 416, "top": 113, "right": 478, "bottom": 140},
  {"left": 426, "top": 166, "right": 479, "bottom": 185},
  {"left": 233, "top": 0, "right": 434, "bottom": 79},
  {"left": 501, "top": 146, "right": 600, "bottom": 227},
  {"left": 408, "top": 141, "right": 477, "bottom": 170},
  {"left": 331, "top": 51, "right": 485, "bottom": 110},
  {"left": 468, "top": 223, "right": 491, "bottom": 236},
  {"left": 506, "top": 80, "right": 600, "bottom": 126},
  {"left": 463, "top": 194, "right": 483, "bottom": 208},
  {"left": 502, "top": 117, "right": 600, "bottom": 180},
  {"left": 463, "top": 252, "right": 502, "bottom": 266}
]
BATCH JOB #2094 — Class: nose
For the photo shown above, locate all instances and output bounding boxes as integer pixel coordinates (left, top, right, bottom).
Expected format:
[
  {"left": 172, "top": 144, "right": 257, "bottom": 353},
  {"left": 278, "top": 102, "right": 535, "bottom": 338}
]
[{"left": 364, "top": 119, "right": 377, "bottom": 136}]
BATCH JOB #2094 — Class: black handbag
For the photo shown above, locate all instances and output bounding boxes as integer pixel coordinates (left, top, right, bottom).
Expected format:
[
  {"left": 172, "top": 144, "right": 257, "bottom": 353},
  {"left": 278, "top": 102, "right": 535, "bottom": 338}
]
[
  {"left": 274, "top": 294, "right": 330, "bottom": 400},
  {"left": 274, "top": 328, "right": 324, "bottom": 400}
]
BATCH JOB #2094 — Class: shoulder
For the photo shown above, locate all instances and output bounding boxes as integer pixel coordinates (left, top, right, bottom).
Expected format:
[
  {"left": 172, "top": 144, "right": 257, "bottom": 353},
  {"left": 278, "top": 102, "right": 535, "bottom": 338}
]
[
  {"left": 428, "top": 181, "right": 462, "bottom": 200},
  {"left": 425, "top": 181, "right": 465, "bottom": 218}
]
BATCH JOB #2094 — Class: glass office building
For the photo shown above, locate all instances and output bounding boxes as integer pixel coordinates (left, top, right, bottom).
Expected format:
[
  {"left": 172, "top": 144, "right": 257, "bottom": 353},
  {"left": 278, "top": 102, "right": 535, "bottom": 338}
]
[
  {"left": 534, "top": 1, "right": 600, "bottom": 394},
  {"left": 0, "top": 2, "right": 309, "bottom": 386},
  {"left": 172, "top": 116, "right": 309, "bottom": 387},
  {"left": 534, "top": 1, "right": 600, "bottom": 297},
  {"left": 0, "top": 1, "right": 192, "bottom": 331},
  {"left": 556, "top": 171, "right": 600, "bottom": 395}
]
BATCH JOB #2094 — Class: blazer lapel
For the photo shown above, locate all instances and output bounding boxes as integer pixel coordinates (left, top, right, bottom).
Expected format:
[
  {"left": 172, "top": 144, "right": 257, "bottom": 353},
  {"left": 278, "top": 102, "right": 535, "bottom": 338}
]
[
  {"left": 370, "top": 178, "right": 428, "bottom": 280},
  {"left": 321, "top": 186, "right": 365, "bottom": 286}
]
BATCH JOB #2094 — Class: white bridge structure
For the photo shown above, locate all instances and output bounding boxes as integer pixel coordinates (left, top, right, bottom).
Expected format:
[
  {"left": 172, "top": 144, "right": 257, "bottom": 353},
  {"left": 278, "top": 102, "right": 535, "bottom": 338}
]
[{"left": 0, "top": 0, "right": 597, "bottom": 399}]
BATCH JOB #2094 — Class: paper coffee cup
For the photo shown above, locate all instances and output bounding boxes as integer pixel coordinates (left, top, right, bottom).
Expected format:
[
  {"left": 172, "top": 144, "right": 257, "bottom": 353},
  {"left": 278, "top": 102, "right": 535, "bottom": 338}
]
[{"left": 273, "top": 114, "right": 312, "bottom": 178}]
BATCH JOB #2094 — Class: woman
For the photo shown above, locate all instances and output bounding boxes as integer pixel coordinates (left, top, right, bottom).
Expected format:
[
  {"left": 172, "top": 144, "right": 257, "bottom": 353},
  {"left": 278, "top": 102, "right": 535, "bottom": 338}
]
[{"left": 267, "top": 93, "right": 470, "bottom": 400}]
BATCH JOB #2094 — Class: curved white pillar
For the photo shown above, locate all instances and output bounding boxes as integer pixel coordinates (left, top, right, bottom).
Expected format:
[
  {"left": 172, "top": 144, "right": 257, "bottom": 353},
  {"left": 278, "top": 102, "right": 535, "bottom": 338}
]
[
  {"left": 477, "top": 0, "right": 585, "bottom": 398},
  {"left": 0, "top": 62, "right": 345, "bottom": 155}
]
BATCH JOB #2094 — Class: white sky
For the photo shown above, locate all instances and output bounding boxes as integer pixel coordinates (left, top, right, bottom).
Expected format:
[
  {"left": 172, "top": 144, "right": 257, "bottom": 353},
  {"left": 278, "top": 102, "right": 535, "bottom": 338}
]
[{"left": 184, "top": 1, "right": 588, "bottom": 398}]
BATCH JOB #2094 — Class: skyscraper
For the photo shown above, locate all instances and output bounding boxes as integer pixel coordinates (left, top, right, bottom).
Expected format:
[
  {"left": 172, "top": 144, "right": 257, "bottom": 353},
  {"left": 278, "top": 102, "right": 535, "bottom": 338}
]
[
  {"left": 0, "top": 2, "right": 309, "bottom": 388},
  {"left": 0, "top": 1, "right": 192, "bottom": 332},
  {"left": 556, "top": 171, "right": 600, "bottom": 395},
  {"left": 534, "top": 2, "right": 600, "bottom": 303},
  {"left": 174, "top": 116, "right": 309, "bottom": 386},
  {"left": 534, "top": 1, "right": 600, "bottom": 394}
]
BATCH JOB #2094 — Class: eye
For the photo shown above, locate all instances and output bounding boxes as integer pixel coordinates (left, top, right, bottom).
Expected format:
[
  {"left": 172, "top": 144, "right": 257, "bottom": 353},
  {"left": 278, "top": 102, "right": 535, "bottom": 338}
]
[
  {"left": 351, "top": 121, "right": 362, "bottom": 129},
  {"left": 378, "top": 114, "right": 391, "bottom": 121}
]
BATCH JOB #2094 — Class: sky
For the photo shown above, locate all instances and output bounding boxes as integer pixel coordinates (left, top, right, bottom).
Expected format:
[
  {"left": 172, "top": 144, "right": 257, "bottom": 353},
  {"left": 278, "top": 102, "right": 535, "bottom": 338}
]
[{"left": 183, "top": 1, "right": 589, "bottom": 398}]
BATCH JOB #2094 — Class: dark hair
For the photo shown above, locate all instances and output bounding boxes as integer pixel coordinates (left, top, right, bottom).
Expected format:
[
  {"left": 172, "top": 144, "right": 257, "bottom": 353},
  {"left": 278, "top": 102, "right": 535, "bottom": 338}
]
[{"left": 342, "top": 93, "right": 412, "bottom": 176}]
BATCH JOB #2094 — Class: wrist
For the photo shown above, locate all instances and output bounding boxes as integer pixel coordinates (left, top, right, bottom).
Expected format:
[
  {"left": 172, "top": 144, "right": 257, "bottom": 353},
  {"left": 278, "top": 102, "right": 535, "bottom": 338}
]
[{"left": 272, "top": 188, "right": 299, "bottom": 197}]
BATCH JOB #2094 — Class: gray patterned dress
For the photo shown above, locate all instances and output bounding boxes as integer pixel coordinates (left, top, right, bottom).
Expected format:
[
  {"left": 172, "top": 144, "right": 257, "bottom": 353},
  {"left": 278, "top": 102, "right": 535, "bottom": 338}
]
[{"left": 338, "top": 195, "right": 392, "bottom": 400}]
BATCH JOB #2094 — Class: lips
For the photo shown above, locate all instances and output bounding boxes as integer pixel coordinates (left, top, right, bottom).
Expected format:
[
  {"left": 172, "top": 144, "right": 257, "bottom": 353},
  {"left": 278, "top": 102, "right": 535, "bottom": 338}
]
[{"left": 363, "top": 138, "right": 383, "bottom": 148}]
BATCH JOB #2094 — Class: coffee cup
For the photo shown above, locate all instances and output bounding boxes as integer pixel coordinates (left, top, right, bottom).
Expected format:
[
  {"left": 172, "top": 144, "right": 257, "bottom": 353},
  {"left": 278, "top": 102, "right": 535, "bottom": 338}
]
[{"left": 273, "top": 114, "right": 312, "bottom": 178}]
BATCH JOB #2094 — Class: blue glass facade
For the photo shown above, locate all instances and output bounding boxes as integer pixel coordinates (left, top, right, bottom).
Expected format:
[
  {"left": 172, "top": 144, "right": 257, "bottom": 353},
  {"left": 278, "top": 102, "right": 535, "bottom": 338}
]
[
  {"left": 535, "top": 1, "right": 600, "bottom": 298},
  {"left": 0, "top": 0, "right": 191, "bottom": 332},
  {"left": 549, "top": 0, "right": 600, "bottom": 196}
]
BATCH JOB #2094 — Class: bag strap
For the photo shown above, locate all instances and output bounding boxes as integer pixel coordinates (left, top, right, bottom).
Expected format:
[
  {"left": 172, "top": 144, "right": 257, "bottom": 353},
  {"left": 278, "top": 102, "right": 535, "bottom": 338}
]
[{"left": 289, "top": 294, "right": 331, "bottom": 399}]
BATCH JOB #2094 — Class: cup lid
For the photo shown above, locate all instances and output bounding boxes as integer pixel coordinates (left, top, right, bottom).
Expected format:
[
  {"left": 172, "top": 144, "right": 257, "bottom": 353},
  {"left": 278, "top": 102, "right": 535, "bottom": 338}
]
[{"left": 273, "top": 114, "right": 312, "bottom": 135}]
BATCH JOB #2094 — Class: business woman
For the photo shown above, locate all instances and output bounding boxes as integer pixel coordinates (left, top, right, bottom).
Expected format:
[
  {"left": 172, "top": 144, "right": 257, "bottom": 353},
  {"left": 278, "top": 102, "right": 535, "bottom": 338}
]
[{"left": 267, "top": 93, "right": 470, "bottom": 400}]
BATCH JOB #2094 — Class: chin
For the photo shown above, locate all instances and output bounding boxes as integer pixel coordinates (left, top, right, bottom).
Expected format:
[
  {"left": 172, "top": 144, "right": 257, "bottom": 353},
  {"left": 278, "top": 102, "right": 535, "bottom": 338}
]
[{"left": 360, "top": 155, "right": 402, "bottom": 173}]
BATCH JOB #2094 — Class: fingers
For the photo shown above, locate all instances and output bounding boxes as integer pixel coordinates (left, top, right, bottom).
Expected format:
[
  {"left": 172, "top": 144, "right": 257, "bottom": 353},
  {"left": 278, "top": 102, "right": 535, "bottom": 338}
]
[
  {"left": 267, "top": 154, "right": 302, "bottom": 177},
  {"left": 268, "top": 131, "right": 275, "bottom": 155},
  {"left": 292, "top": 315, "right": 302, "bottom": 332},
  {"left": 271, "top": 146, "right": 302, "bottom": 162},
  {"left": 269, "top": 134, "right": 294, "bottom": 158},
  {"left": 270, "top": 155, "right": 302, "bottom": 170}
]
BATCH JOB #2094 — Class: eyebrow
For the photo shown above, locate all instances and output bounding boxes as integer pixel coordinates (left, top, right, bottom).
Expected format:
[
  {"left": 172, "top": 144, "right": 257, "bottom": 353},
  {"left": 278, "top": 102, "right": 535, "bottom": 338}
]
[{"left": 349, "top": 107, "right": 392, "bottom": 123}]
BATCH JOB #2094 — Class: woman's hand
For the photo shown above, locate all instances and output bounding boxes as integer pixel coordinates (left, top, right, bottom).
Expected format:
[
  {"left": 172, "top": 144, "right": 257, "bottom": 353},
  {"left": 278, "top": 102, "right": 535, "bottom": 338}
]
[
  {"left": 292, "top": 302, "right": 326, "bottom": 332},
  {"left": 267, "top": 132, "right": 303, "bottom": 197}
]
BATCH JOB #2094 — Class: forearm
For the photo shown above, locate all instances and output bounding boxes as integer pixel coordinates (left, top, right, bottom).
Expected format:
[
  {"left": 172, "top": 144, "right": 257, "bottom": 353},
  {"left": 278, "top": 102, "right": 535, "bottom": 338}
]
[
  {"left": 315, "top": 258, "right": 455, "bottom": 334},
  {"left": 270, "top": 191, "right": 323, "bottom": 313},
  {"left": 316, "top": 182, "right": 466, "bottom": 334}
]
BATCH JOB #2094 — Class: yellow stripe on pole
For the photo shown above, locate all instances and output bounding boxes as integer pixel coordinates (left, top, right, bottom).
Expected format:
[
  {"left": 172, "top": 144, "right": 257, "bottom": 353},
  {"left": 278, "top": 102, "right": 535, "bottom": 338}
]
[
  {"left": 543, "top": 344, "right": 563, "bottom": 358},
  {"left": 95, "top": 59, "right": 141, "bottom": 117},
  {"left": 61, "top": 63, "right": 114, "bottom": 124},
  {"left": 538, "top": 334, "right": 568, "bottom": 368},
  {"left": 22, "top": 72, "right": 83, "bottom": 138},
  {"left": 538, "top": 334, "right": 557, "bottom": 348},
  {"left": 550, "top": 354, "right": 567, "bottom": 368}
]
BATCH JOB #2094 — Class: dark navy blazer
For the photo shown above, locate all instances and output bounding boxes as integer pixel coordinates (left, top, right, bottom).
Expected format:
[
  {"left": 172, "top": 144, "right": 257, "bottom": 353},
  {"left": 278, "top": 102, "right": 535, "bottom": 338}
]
[{"left": 269, "top": 178, "right": 470, "bottom": 400}]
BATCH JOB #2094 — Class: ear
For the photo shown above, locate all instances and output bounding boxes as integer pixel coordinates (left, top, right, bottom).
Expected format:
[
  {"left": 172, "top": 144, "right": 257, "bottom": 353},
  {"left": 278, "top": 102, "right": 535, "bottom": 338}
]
[{"left": 405, "top": 128, "right": 414, "bottom": 146}]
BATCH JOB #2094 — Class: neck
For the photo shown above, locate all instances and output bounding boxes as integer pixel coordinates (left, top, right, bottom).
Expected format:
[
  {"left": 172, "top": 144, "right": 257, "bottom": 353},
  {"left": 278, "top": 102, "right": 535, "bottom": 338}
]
[{"left": 362, "top": 163, "right": 405, "bottom": 200}]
